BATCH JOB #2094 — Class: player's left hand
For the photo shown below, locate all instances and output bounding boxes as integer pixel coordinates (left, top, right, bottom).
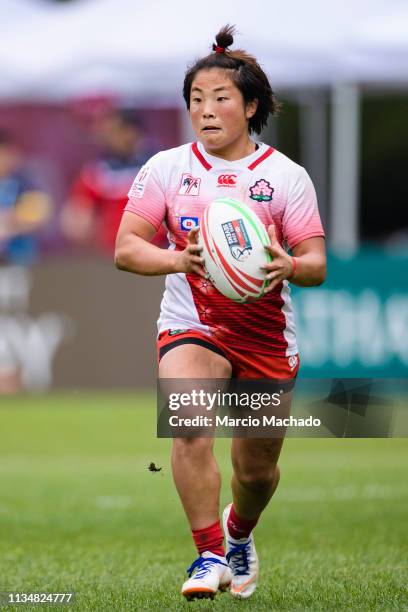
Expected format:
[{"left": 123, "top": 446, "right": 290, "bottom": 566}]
[{"left": 261, "top": 224, "right": 294, "bottom": 293}]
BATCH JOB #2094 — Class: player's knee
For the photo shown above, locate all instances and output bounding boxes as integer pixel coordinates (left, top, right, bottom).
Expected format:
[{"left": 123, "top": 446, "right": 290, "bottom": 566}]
[
  {"left": 236, "top": 464, "right": 279, "bottom": 492},
  {"left": 172, "top": 436, "right": 213, "bottom": 458}
]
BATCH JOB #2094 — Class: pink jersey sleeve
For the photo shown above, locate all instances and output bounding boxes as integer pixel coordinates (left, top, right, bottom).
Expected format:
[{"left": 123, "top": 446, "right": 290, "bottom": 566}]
[
  {"left": 282, "top": 168, "right": 325, "bottom": 249},
  {"left": 124, "top": 155, "right": 166, "bottom": 230}
]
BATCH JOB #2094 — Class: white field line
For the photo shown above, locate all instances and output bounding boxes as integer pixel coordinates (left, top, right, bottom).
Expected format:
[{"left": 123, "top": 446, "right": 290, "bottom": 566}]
[
  {"left": 0, "top": 486, "right": 406, "bottom": 517},
  {"left": 0, "top": 496, "right": 136, "bottom": 515},
  {"left": 278, "top": 483, "right": 408, "bottom": 502},
  {"left": 95, "top": 495, "right": 134, "bottom": 509}
]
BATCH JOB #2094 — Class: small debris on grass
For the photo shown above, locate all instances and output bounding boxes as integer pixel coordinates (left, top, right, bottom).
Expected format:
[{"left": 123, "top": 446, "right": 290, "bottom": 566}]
[{"left": 148, "top": 462, "right": 162, "bottom": 472}]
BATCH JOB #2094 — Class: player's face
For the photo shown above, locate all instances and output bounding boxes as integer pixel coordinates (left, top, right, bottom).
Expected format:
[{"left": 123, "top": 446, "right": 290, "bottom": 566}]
[{"left": 189, "top": 68, "right": 257, "bottom": 160}]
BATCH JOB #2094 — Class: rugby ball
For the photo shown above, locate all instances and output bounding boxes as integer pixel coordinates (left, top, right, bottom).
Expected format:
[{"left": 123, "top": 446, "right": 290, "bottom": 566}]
[{"left": 198, "top": 198, "right": 272, "bottom": 303}]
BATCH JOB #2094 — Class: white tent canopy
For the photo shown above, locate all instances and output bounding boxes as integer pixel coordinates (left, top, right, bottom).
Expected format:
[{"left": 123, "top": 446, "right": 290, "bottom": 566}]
[
  {"left": 1, "top": 0, "right": 407, "bottom": 253},
  {"left": 0, "top": 0, "right": 407, "bottom": 101}
]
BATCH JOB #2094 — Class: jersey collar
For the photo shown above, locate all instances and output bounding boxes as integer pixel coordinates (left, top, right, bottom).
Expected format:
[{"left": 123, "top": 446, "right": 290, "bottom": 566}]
[{"left": 192, "top": 141, "right": 274, "bottom": 171}]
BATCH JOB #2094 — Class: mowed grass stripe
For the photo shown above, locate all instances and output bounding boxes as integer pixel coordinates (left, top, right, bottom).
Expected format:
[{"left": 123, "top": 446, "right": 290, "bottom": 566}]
[{"left": 0, "top": 393, "right": 407, "bottom": 610}]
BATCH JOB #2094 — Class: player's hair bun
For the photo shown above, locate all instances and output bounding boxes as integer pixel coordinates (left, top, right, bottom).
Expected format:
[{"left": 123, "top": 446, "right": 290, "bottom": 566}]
[
  {"left": 212, "top": 24, "right": 235, "bottom": 52},
  {"left": 184, "top": 23, "right": 281, "bottom": 134}
]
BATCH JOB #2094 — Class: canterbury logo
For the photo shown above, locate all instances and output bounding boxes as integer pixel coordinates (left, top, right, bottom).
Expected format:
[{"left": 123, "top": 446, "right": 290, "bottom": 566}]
[{"left": 217, "top": 174, "right": 237, "bottom": 186}]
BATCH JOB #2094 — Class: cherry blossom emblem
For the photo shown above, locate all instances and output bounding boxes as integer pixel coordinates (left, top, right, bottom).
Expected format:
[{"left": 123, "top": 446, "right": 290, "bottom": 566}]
[
  {"left": 249, "top": 179, "right": 274, "bottom": 202},
  {"left": 199, "top": 279, "right": 213, "bottom": 292}
]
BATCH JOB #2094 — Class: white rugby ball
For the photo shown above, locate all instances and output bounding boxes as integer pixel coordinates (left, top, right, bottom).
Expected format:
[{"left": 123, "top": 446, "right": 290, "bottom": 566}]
[{"left": 198, "top": 197, "right": 272, "bottom": 303}]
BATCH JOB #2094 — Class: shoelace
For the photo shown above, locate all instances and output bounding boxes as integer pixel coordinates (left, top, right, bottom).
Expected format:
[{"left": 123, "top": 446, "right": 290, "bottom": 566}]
[
  {"left": 187, "top": 556, "right": 228, "bottom": 579},
  {"left": 226, "top": 541, "right": 251, "bottom": 576}
]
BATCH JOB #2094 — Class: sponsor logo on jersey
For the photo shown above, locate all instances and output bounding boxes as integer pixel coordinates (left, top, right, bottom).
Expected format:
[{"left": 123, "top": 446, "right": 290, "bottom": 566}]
[
  {"left": 168, "top": 329, "right": 189, "bottom": 336},
  {"left": 179, "top": 173, "right": 201, "bottom": 196},
  {"left": 222, "top": 218, "right": 252, "bottom": 262},
  {"left": 180, "top": 216, "right": 199, "bottom": 231},
  {"left": 249, "top": 179, "right": 274, "bottom": 202},
  {"left": 288, "top": 355, "right": 298, "bottom": 370},
  {"left": 217, "top": 173, "right": 237, "bottom": 187},
  {"left": 128, "top": 165, "right": 151, "bottom": 199}
]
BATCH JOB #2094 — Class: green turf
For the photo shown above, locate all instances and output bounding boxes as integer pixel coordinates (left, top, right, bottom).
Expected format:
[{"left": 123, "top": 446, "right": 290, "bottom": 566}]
[{"left": 0, "top": 393, "right": 407, "bottom": 611}]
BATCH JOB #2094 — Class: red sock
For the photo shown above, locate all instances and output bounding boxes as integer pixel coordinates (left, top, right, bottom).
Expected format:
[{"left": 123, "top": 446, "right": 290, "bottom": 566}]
[
  {"left": 192, "top": 520, "right": 225, "bottom": 557},
  {"left": 227, "top": 505, "right": 259, "bottom": 540}
]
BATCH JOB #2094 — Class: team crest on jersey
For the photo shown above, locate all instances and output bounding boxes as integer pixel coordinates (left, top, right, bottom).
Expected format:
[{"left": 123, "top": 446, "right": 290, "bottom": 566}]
[
  {"left": 249, "top": 179, "right": 274, "bottom": 202},
  {"left": 180, "top": 216, "right": 199, "bottom": 231},
  {"left": 128, "top": 165, "right": 151, "bottom": 199},
  {"left": 222, "top": 218, "right": 252, "bottom": 262},
  {"left": 179, "top": 173, "right": 201, "bottom": 196}
]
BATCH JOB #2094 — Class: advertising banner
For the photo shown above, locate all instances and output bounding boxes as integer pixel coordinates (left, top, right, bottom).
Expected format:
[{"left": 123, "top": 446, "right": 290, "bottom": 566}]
[{"left": 0, "top": 249, "right": 406, "bottom": 390}]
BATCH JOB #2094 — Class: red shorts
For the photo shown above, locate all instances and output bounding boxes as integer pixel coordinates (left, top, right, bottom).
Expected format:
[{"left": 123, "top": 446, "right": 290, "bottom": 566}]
[{"left": 157, "top": 329, "right": 300, "bottom": 379}]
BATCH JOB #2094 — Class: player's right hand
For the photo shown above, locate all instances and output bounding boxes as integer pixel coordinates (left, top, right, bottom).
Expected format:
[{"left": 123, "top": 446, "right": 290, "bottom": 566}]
[{"left": 176, "top": 227, "right": 206, "bottom": 277}]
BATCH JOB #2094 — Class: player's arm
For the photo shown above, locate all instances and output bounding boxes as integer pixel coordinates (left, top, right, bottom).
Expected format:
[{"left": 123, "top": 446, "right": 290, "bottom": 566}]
[
  {"left": 290, "top": 236, "right": 326, "bottom": 286},
  {"left": 115, "top": 211, "right": 205, "bottom": 277},
  {"left": 262, "top": 227, "right": 326, "bottom": 293},
  {"left": 263, "top": 167, "right": 326, "bottom": 292}
]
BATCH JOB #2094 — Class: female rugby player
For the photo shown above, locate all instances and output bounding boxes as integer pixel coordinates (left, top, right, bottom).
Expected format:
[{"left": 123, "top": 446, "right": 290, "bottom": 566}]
[{"left": 115, "top": 25, "right": 326, "bottom": 601}]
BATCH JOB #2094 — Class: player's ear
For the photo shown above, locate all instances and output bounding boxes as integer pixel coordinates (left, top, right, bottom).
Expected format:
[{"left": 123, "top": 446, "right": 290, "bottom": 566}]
[{"left": 245, "top": 99, "right": 258, "bottom": 119}]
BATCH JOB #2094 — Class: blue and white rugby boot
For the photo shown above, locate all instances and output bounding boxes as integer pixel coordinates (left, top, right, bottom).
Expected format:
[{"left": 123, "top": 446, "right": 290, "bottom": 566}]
[
  {"left": 222, "top": 503, "right": 259, "bottom": 598},
  {"left": 181, "top": 550, "right": 232, "bottom": 600}
]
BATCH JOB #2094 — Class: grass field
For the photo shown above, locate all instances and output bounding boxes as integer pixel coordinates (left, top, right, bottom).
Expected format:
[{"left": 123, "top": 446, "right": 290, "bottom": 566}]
[{"left": 0, "top": 392, "right": 407, "bottom": 611}]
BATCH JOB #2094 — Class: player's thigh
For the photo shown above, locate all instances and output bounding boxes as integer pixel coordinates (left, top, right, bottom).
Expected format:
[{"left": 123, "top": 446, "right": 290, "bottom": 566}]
[
  {"left": 160, "top": 344, "right": 232, "bottom": 444},
  {"left": 159, "top": 343, "right": 232, "bottom": 379}
]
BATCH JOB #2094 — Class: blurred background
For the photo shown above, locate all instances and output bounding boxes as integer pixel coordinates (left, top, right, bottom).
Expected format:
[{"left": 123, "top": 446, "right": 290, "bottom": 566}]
[{"left": 0, "top": 0, "right": 407, "bottom": 392}]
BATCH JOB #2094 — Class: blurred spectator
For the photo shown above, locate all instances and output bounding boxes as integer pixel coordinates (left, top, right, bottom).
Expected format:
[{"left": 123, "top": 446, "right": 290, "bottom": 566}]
[
  {"left": 61, "top": 107, "right": 167, "bottom": 255},
  {"left": 0, "top": 130, "right": 52, "bottom": 265}
]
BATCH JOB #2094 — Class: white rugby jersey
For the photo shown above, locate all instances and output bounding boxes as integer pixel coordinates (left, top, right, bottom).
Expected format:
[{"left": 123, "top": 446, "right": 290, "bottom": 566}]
[{"left": 125, "top": 141, "right": 324, "bottom": 356}]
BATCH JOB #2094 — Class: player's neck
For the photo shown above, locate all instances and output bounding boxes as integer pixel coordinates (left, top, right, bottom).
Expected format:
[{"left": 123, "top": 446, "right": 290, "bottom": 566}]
[{"left": 202, "top": 136, "right": 257, "bottom": 162}]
